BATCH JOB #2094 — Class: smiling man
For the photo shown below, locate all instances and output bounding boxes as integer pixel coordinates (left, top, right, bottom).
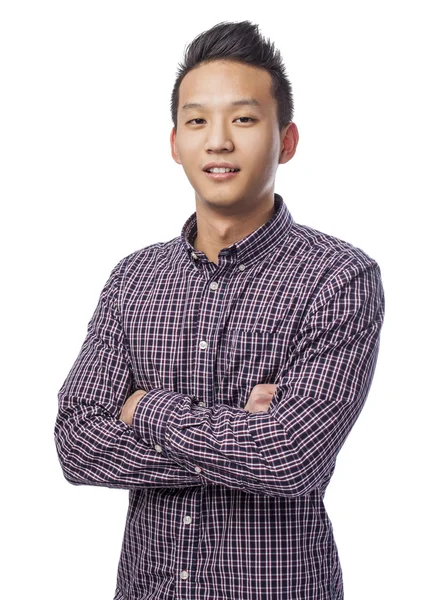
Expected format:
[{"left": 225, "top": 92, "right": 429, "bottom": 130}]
[
  {"left": 170, "top": 58, "right": 297, "bottom": 265},
  {"left": 54, "top": 21, "right": 385, "bottom": 600}
]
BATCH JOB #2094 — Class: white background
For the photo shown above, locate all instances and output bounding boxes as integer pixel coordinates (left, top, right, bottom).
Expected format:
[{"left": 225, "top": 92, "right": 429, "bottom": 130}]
[{"left": 1, "top": 1, "right": 443, "bottom": 598}]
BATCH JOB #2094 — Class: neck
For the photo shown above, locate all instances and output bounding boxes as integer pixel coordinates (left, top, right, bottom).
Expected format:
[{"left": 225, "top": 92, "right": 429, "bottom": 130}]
[{"left": 192, "top": 193, "right": 276, "bottom": 265}]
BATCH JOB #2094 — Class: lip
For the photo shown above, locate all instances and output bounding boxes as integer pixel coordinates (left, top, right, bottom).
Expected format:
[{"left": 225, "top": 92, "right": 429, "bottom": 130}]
[
  {"left": 204, "top": 170, "right": 240, "bottom": 182},
  {"left": 202, "top": 161, "right": 240, "bottom": 171},
  {"left": 202, "top": 162, "right": 241, "bottom": 182}
]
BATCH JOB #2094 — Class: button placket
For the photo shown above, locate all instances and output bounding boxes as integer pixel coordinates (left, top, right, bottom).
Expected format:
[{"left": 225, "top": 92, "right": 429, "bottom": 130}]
[
  {"left": 175, "top": 489, "right": 202, "bottom": 593},
  {"left": 193, "top": 261, "right": 229, "bottom": 421}
]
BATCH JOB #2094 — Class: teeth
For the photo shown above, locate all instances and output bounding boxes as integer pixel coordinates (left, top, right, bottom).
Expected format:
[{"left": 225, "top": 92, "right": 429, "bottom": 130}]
[{"left": 207, "top": 167, "right": 237, "bottom": 173}]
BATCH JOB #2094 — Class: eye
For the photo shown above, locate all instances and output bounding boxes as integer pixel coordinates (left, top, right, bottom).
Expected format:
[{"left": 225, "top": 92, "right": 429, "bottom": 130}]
[{"left": 186, "top": 117, "right": 257, "bottom": 125}]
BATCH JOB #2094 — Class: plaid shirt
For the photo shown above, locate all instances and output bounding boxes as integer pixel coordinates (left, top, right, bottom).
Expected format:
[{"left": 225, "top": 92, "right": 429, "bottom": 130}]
[{"left": 54, "top": 194, "right": 385, "bottom": 599}]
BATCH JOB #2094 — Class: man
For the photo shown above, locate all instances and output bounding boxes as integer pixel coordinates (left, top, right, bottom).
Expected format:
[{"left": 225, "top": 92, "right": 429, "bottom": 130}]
[{"left": 54, "top": 20, "right": 385, "bottom": 600}]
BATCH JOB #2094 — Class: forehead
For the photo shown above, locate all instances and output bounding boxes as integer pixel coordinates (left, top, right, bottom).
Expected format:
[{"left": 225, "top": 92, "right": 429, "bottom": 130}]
[{"left": 178, "top": 60, "right": 275, "bottom": 111}]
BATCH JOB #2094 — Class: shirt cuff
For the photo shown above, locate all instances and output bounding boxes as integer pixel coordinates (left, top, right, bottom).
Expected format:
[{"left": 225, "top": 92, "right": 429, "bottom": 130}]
[
  {"left": 132, "top": 388, "right": 206, "bottom": 456},
  {"left": 131, "top": 388, "right": 175, "bottom": 448}
]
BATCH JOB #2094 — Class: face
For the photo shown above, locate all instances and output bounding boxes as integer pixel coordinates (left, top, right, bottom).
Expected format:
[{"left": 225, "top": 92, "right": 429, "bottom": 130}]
[{"left": 170, "top": 60, "right": 298, "bottom": 212}]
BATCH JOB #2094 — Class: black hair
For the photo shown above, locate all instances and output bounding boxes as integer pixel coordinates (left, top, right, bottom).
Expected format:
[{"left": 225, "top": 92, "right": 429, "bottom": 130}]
[{"left": 170, "top": 21, "right": 294, "bottom": 132}]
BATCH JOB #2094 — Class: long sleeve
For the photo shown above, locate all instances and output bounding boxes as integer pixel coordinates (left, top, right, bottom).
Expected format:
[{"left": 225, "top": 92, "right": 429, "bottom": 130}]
[
  {"left": 132, "top": 259, "right": 385, "bottom": 498},
  {"left": 54, "top": 258, "right": 201, "bottom": 490}
]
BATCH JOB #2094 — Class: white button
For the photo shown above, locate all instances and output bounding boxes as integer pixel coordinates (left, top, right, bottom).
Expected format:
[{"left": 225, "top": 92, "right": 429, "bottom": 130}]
[
  {"left": 238, "top": 264, "right": 246, "bottom": 271},
  {"left": 199, "top": 341, "right": 207, "bottom": 350},
  {"left": 183, "top": 515, "right": 192, "bottom": 524},
  {"left": 198, "top": 401, "right": 205, "bottom": 407},
  {"left": 191, "top": 252, "right": 198, "bottom": 259},
  {"left": 194, "top": 466, "right": 202, "bottom": 474},
  {"left": 154, "top": 444, "right": 162, "bottom": 453},
  {"left": 209, "top": 281, "right": 219, "bottom": 291},
  {"left": 180, "top": 570, "right": 189, "bottom": 580}
]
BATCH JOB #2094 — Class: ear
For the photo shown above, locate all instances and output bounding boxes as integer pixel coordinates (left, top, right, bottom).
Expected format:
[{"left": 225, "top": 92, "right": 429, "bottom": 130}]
[
  {"left": 170, "top": 127, "right": 182, "bottom": 165},
  {"left": 278, "top": 122, "right": 299, "bottom": 165}
]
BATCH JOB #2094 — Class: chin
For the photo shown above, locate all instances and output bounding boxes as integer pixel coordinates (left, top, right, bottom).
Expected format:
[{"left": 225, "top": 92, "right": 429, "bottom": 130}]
[{"left": 198, "top": 192, "right": 242, "bottom": 207}]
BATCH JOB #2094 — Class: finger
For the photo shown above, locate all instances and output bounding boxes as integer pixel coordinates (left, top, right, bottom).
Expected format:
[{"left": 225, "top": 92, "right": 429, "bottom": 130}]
[
  {"left": 256, "top": 393, "right": 274, "bottom": 401},
  {"left": 263, "top": 384, "right": 278, "bottom": 393}
]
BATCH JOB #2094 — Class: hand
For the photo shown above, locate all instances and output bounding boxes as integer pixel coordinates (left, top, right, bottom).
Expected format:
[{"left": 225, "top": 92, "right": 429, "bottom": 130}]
[
  {"left": 119, "top": 389, "right": 147, "bottom": 425},
  {"left": 244, "top": 384, "right": 278, "bottom": 413}
]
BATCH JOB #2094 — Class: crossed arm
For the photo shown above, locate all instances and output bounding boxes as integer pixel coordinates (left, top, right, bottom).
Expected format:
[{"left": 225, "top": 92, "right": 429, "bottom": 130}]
[
  {"left": 54, "top": 256, "right": 384, "bottom": 496},
  {"left": 119, "top": 383, "right": 277, "bottom": 425}
]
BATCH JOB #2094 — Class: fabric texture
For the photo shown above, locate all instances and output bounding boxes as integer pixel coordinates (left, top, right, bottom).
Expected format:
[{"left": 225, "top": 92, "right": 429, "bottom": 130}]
[{"left": 54, "top": 194, "right": 385, "bottom": 599}]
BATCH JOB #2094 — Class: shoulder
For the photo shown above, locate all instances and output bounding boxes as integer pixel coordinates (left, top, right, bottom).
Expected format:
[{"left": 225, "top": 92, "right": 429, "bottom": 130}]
[
  {"left": 287, "top": 221, "right": 378, "bottom": 271},
  {"left": 285, "top": 221, "right": 383, "bottom": 309},
  {"left": 107, "top": 235, "right": 182, "bottom": 291}
]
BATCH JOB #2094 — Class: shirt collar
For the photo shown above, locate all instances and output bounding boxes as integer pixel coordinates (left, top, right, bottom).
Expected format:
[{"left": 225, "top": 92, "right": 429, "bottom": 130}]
[{"left": 180, "top": 193, "right": 294, "bottom": 266}]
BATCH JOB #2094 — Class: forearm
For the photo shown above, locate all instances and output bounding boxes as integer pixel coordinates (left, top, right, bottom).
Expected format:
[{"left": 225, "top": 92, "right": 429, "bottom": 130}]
[
  {"left": 131, "top": 377, "right": 375, "bottom": 498},
  {"left": 54, "top": 257, "right": 203, "bottom": 491},
  {"left": 55, "top": 387, "right": 203, "bottom": 490}
]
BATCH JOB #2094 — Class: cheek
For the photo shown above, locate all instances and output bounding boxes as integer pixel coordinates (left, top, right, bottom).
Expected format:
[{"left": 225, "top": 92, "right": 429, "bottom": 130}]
[
  {"left": 247, "top": 133, "right": 279, "bottom": 174},
  {"left": 175, "top": 135, "right": 200, "bottom": 164},
  {"left": 250, "top": 126, "right": 278, "bottom": 154}
]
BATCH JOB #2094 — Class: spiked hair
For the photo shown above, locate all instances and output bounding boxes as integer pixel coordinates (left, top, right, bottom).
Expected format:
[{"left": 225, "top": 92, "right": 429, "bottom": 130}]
[{"left": 170, "top": 21, "right": 294, "bottom": 132}]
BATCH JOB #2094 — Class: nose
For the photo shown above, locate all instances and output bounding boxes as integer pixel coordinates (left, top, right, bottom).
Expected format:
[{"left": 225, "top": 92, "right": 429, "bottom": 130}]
[{"left": 204, "top": 119, "right": 234, "bottom": 153}]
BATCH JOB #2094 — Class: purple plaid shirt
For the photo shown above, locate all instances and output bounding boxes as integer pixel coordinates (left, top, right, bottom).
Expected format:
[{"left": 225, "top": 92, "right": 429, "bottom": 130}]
[{"left": 54, "top": 193, "right": 385, "bottom": 599}]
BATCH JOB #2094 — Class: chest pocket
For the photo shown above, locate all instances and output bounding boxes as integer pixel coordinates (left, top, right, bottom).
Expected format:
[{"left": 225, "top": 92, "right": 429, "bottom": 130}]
[{"left": 215, "top": 329, "right": 290, "bottom": 409}]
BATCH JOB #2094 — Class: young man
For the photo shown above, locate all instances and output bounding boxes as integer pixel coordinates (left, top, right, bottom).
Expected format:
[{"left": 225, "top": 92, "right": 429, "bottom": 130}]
[{"left": 55, "top": 20, "right": 385, "bottom": 600}]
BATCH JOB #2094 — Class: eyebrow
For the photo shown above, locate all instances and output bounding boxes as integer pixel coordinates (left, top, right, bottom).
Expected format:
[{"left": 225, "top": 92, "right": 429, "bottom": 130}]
[{"left": 181, "top": 98, "right": 261, "bottom": 111}]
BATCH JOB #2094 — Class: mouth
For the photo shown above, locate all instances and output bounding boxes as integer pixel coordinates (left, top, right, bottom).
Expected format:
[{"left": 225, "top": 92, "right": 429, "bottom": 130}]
[{"left": 203, "top": 167, "right": 241, "bottom": 181}]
